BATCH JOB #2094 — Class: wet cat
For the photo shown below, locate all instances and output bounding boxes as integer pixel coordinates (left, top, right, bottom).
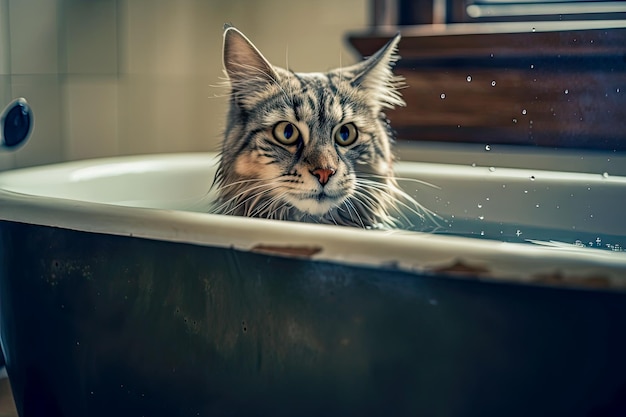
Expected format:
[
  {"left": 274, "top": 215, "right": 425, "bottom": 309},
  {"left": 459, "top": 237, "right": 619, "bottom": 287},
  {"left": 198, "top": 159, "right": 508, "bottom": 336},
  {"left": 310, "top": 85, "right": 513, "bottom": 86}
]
[{"left": 211, "top": 25, "right": 432, "bottom": 229}]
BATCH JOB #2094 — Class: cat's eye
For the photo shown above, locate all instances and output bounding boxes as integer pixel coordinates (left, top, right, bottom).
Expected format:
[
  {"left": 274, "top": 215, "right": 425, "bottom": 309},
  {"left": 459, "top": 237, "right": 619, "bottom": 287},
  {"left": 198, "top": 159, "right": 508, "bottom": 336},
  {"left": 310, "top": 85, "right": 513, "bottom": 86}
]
[
  {"left": 334, "top": 123, "right": 358, "bottom": 146},
  {"left": 273, "top": 121, "right": 301, "bottom": 145}
]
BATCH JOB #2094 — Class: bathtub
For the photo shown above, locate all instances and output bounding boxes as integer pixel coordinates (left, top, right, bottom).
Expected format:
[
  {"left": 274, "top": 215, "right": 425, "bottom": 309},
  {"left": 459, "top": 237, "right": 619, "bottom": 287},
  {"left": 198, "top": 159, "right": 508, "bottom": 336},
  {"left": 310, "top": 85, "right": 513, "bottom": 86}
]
[{"left": 0, "top": 149, "right": 625, "bottom": 417}]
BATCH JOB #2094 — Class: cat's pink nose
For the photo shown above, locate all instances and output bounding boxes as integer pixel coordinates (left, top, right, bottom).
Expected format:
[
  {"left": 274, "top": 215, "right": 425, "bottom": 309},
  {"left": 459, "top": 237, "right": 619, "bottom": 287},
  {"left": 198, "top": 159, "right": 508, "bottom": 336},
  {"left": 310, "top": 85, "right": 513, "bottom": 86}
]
[{"left": 311, "top": 168, "right": 335, "bottom": 185}]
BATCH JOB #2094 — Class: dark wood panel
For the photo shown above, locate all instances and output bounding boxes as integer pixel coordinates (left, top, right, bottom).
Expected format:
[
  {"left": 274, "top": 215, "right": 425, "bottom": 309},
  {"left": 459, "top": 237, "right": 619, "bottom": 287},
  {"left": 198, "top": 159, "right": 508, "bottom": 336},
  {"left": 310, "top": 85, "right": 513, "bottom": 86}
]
[
  {"left": 348, "top": 23, "right": 626, "bottom": 150},
  {"left": 350, "top": 23, "right": 626, "bottom": 59}
]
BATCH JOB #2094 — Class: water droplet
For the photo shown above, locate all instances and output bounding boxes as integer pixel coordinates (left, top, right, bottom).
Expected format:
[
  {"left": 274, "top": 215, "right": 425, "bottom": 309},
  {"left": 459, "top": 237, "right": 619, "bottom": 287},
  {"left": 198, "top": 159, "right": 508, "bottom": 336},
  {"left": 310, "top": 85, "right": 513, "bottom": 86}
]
[
  {"left": 471, "top": 162, "right": 476, "bottom": 167},
  {"left": 535, "top": 204, "right": 540, "bottom": 208},
  {"left": 524, "top": 190, "right": 528, "bottom": 194},
  {"left": 530, "top": 64, "right": 534, "bottom": 69},
  {"left": 489, "top": 167, "right": 496, "bottom": 172},
  {"left": 466, "top": 75, "right": 472, "bottom": 82},
  {"left": 602, "top": 172, "right": 609, "bottom": 178},
  {"left": 478, "top": 215, "right": 484, "bottom": 220},
  {"left": 512, "top": 118, "right": 518, "bottom": 123},
  {"left": 564, "top": 89, "right": 569, "bottom": 94},
  {"left": 491, "top": 80, "right": 496, "bottom": 87},
  {"left": 480, "top": 231, "right": 485, "bottom": 236},
  {"left": 490, "top": 53, "right": 494, "bottom": 58},
  {"left": 529, "top": 175, "right": 535, "bottom": 181},
  {"left": 522, "top": 109, "right": 527, "bottom": 115},
  {"left": 516, "top": 230, "right": 522, "bottom": 237},
  {"left": 531, "top": 27, "right": 536, "bottom": 32},
  {"left": 440, "top": 93, "right": 446, "bottom": 99},
  {"left": 485, "top": 144, "right": 491, "bottom": 151},
  {"left": 477, "top": 204, "right": 483, "bottom": 209}
]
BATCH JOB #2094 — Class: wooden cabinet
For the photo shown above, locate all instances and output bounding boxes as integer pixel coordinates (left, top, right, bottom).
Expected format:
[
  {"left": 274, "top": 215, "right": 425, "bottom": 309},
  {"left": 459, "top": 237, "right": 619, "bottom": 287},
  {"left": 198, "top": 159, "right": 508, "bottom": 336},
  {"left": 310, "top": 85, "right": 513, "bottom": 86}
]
[{"left": 349, "top": 19, "right": 626, "bottom": 150}]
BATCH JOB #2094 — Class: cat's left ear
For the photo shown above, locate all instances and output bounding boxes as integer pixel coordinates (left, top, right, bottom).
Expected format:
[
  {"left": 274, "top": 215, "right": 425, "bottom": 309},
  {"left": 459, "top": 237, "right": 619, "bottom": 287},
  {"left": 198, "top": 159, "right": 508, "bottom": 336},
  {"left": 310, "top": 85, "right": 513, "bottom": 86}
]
[
  {"left": 222, "top": 24, "right": 278, "bottom": 91},
  {"left": 348, "top": 33, "right": 405, "bottom": 109}
]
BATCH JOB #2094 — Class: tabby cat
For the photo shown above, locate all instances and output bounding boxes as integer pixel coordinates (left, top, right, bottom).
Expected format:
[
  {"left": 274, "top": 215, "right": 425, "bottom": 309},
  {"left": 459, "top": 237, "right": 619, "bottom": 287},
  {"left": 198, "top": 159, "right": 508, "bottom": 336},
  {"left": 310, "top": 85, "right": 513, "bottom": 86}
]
[{"left": 211, "top": 25, "right": 432, "bottom": 229}]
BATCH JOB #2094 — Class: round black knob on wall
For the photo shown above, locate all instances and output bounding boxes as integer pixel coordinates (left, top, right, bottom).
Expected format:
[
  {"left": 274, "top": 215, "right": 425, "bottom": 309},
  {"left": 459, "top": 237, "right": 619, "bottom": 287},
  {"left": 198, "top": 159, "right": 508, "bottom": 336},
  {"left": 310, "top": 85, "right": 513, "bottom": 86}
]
[{"left": 1, "top": 98, "right": 33, "bottom": 150}]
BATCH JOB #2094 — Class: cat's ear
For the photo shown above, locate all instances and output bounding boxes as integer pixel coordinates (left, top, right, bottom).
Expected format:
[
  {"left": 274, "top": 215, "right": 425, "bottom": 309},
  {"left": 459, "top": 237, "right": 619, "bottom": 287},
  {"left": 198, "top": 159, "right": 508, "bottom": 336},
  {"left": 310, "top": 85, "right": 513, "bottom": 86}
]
[
  {"left": 348, "top": 33, "right": 405, "bottom": 109},
  {"left": 222, "top": 25, "right": 278, "bottom": 90}
]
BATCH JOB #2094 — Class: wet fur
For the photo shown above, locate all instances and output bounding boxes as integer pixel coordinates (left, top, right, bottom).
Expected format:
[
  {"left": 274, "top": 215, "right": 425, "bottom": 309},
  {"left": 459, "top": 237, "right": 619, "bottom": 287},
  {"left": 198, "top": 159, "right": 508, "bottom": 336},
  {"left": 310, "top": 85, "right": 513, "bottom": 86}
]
[{"left": 211, "top": 25, "right": 432, "bottom": 229}]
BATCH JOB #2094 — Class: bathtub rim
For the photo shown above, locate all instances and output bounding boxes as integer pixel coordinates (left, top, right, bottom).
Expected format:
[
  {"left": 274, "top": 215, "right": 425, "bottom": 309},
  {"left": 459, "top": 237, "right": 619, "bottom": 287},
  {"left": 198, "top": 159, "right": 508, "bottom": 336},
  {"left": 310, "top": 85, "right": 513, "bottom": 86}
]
[{"left": 0, "top": 152, "right": 625, "bottom": 291}]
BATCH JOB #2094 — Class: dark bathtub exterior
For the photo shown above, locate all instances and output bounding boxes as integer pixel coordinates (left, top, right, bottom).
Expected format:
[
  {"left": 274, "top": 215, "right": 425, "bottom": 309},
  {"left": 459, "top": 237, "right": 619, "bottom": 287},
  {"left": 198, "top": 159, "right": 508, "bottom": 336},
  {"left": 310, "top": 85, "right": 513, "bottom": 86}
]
[{"left": 1, "top": 220, "right": 626, "bottom": 417}]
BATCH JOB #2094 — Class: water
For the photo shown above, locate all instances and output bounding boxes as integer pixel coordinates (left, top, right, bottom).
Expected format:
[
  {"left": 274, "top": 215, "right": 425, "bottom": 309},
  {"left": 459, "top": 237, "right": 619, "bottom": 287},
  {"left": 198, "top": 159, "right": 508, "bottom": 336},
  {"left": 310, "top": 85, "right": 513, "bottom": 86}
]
[{"left": 432, "top": 218, "right": 625, "bottom": 253}]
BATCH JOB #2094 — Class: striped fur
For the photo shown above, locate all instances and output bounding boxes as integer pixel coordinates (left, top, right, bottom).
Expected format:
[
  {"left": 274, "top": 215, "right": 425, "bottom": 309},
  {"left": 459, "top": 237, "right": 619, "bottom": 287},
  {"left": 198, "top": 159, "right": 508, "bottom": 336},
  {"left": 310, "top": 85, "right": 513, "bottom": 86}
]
[{"left": 211, "top": 25, "right": 432, "bottom": 229}]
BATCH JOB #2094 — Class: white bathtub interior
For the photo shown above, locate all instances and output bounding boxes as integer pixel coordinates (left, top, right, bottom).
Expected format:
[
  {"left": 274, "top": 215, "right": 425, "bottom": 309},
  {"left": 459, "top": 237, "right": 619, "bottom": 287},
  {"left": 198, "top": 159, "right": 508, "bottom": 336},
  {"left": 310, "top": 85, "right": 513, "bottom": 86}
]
[{"left": 1, "top": 150, "right": 625, "bottom": 242}]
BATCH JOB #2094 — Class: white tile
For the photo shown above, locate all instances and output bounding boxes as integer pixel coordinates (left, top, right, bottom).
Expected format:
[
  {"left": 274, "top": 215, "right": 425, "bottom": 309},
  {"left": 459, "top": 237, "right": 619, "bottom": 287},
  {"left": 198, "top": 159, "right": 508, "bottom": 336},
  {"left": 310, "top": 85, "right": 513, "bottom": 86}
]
[
  {"left": 118, "top": 0, "right": 159, "bottom": 75},
  {"left": 154, "top": 75, "right": 227, "bottom": 153},
  {"left": 0, "top": 0, "right": 10, "bottom": 75},
  {"left": 64, "top": 0, "right": 118, "bottom": 75},
  {"left": 228, "top": 0, "right": 366, "bottom": 72},
  {"left": 196, "top": 90, "right": 227, "bottom": 153},
  {"left": 9, "top": 0, "right": 60, "bottom": 75},
  {"left": 0, "top": 74, "right": 11, "bottom": 113},
  {"left": 0, "top": 74, "right": 15, "bottom": 169},
  {"left": 65, "top": 77, "right": 118, "bottom": 160},
  {"left": 116, "top": 74, "right": 159, "bottom": 155},
  {"left": 119, "top": 0, "right": 221, "bottom": 76},
  {"left": 153, "top": 76, "right": 200, "bottom": 153},
  {"left": 11, "top": 75, "right": 64, "bottom": 167},
  {"left": 0, "top": 153, "right": 15, "bottom": 171},
  {"left": 117, "top": 74, "right": 225, "bottom": 155}
]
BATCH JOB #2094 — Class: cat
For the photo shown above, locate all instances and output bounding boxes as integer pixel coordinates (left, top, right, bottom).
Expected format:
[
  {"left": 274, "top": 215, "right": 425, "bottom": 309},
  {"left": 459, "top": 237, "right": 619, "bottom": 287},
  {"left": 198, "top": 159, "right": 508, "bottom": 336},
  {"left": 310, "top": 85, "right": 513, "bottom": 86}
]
[{"left": 211, "top": 24, "right": 433, "bottom": 230}]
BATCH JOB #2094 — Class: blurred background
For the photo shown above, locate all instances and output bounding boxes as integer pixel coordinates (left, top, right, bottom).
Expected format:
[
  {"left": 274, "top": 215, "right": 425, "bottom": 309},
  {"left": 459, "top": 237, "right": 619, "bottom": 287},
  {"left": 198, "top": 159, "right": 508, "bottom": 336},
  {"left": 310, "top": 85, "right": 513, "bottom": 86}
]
[
  {"left": 0, "top": 0, "right": 368, "bottom": 170},
  {"left": 1, "top": 0, "right": 625, "bottom": 173}
]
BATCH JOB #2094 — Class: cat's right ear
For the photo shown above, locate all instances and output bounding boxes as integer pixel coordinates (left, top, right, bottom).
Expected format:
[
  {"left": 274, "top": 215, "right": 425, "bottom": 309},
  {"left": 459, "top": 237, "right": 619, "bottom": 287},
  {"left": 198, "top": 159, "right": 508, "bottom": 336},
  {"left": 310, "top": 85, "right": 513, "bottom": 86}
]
[{"left": 222, "top": 25, "right": 278, "bottom": 90}]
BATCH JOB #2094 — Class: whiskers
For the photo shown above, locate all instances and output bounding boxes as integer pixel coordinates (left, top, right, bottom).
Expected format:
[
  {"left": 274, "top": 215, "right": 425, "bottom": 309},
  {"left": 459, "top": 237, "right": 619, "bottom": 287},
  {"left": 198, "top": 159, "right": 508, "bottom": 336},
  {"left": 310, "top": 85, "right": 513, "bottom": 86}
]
[
  {"left": 211, "top": 177, "right": 275, "bottom": 215},
  {"left": 211, "top": 175, "right": 298, "bottom": 221},
  {"left": 211, "top": 169, "right": 441, "bottom": 232},
  {"left": 349, "top": 175, "right": 442, "bottom": 231}
]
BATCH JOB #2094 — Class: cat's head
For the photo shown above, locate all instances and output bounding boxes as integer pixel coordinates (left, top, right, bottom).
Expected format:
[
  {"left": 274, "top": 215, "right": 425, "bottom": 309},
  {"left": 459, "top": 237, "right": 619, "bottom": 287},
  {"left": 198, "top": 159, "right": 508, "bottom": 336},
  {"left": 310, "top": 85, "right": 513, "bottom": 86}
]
[{"left": 213, "top": 25, "right": 411, "bottom": 227}]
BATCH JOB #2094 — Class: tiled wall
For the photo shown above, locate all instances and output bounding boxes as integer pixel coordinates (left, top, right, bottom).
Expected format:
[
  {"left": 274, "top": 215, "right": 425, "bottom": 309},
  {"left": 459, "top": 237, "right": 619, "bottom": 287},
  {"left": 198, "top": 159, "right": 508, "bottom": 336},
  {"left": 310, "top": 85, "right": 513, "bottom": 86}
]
[{"left": 0, "top": 0, "right": 367, "bottom": 170}]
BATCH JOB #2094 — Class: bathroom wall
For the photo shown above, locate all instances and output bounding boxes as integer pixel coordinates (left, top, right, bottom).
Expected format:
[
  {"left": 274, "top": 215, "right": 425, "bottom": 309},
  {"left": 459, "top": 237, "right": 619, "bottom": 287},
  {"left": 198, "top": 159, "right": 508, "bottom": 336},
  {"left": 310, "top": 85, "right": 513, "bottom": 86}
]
[{"left": 0, "top": 0, "right": 368, "bottom": 170}]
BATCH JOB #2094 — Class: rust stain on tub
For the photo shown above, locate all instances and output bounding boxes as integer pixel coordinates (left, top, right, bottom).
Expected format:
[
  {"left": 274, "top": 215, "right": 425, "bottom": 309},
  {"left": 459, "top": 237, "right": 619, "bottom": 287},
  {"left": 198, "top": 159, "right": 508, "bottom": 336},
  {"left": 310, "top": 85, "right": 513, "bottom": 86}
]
[
  {"left": 431, "top": 259, "right": 491, "bottom": 278},
  {"left": 532, "top": 272, "right": 612, "bottom": 289},
  {"left": 251, "top": 244, "right": 323, "bottom": 258}
]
